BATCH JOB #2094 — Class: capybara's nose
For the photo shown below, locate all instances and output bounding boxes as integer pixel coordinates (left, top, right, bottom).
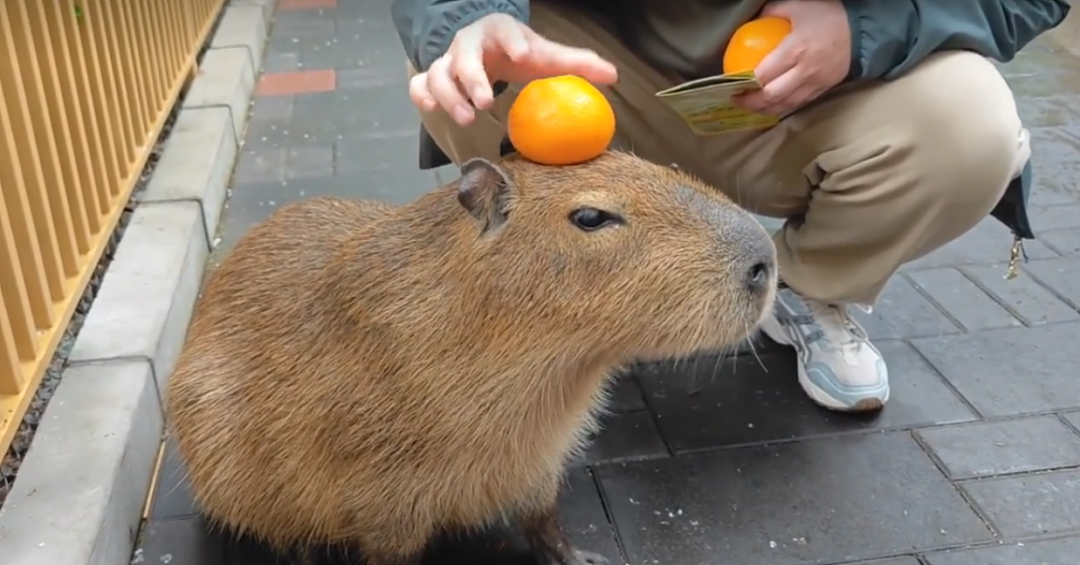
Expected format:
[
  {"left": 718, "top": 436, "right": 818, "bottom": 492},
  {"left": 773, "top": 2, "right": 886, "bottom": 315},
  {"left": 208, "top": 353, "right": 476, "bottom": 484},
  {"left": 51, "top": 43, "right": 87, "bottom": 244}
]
[
  {"left": 729, "top": 213, "right": 777, "bottom": 296},
  {"left": 746, "top": 258, "right": 773, "bottom": 293}
]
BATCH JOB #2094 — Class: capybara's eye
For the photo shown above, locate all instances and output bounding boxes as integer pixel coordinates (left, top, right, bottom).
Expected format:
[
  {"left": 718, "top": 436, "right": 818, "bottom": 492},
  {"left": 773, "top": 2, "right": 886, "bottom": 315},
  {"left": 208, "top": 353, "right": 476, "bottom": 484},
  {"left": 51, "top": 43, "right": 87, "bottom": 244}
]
[{"left": 569, "top": 207, "right": 622, "bottom": 231}]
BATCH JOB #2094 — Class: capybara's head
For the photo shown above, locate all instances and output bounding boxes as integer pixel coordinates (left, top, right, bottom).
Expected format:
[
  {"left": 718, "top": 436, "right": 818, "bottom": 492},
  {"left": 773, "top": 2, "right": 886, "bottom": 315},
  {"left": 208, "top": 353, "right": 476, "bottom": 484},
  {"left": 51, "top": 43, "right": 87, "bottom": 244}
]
[{"left": 452, "top": 151, "right": 777, "bottom": 362}]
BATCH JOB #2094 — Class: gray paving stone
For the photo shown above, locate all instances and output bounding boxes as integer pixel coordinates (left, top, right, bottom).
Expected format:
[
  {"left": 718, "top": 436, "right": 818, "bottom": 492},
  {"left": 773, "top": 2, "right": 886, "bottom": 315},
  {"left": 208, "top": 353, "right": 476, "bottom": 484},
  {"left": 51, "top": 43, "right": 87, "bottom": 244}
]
[
  {"left": 607, "top": 375, "right": 648, "bottom": 413},
  {"left": 1040, "top": 228, "right": 1080, "bottom": 256},
  {"left": 962, "top": 468, "right": 1080, "bottom": 538},
  {"left": 852, "top": 275, "right": 960, "bottom": 339},
  {"left": 558, "top": 469, "right": 623, "bottom": 563},
  {"left": 149, "top": 438, "right": 199, "bottom": 521},
  {"left": 335, "top": 1, "right": 405, "bottom": 19},
  {"left": 1017, "top": 89, "right": 1080, "bottom": 130},
  {"left": 1028, "top": 126, "right": 1080, "bottom": 206},
  {"left": 246, "top": 85, "right": 419, "bottom": 145},
  {"left": 581, "top": 411, "right": 669, "bottom": 466},
  {"left": 259, "top": 50, "right": 302, "bottom": 72},
  {"left": 906, "top": 218, "right": 1059, "bottom": 270},
  {"left": 140, "top": 465, "right": 620, "bottom": 565},
  {"left": 344, "top": 34, "right": 413, "bottom": 73},
  {"left": 596, "top": 433, "right": 991, "bottom": 565},
  {"left": 1029, "top": 204, "right": 1080, "bottom": 231},
  {"left": 286, "top": 145, "right": 334, "bottom": 179},
  {"left": 297, "top": 39, "right": 372, "bottom": 70},
  {"left": 337, "top": 14, "right": 401, "bottom": 38},
  {"left": 849, "top": 560, "right": 920, "bottom": 565},
  {"left": 212, "top": 169, "right": 438, "bottom": 258},
  {"left": 1025, "top": 256, "right": 1080, "bottom": 309},
  {"left": 917, "top": 416, "right": 1080, "bottom": 479},
  {"left": 269, "top": 12, "right": 336, "bottom": 41},
  {"left": 925, "top": 537, "right": 1080, "bottom": 565},
  {"left": 335, "top": 134, "right": 437, "bottom": 182},
  {"left": 135, "top": 516, "right": 227, "bottom": 565},
  {"left": 1062, "top": 411, "right": 1080, "bottom": 432},
  {"left": 636, "top": 341, "right": 975, "bottom": 452},
  {"left": 233, "top": 147, "right": 287, "bottom": 184},
  {"left": 905, "top": 269, "right": 1023, "bottom": 332},
  {"left": 960, "top": 263, "right": 1079, "bottom": 325},
  {"left": 248, "top": 95, "right": 295, "bottom": 124},
  {"left": 911, "top": 323, "right": 1080, "bottom": 417}
]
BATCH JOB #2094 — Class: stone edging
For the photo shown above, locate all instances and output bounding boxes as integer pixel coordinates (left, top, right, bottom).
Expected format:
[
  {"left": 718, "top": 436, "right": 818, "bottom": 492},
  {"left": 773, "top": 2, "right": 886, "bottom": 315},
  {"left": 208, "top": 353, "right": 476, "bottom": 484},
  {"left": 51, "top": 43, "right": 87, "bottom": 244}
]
[{"left": 0, "top": 1, "right": 275, "bottom": 563}]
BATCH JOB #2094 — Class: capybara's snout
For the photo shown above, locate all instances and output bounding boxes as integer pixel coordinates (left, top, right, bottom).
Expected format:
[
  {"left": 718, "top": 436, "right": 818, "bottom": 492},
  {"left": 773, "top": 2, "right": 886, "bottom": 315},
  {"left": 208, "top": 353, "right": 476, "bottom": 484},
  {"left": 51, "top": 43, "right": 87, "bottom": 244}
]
[{"left": 722, "top": 207, "right": 778, "bottom": 307}]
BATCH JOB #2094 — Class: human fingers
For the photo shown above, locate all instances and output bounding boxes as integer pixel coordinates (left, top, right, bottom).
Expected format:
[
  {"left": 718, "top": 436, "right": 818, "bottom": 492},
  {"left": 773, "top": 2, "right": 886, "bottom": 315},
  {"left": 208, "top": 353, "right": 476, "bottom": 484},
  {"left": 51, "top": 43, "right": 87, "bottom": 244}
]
[
  {"left": 488, "top": 18, "right": 532, "bottom": 61},
  {"left": 449, "top": 19, "right": 522, "bottom": 111},
  {"left": 408, "top": 72, "right": 437, "bottom": 112},
  {"left": 758, "top": 0, "right": 797, "bottom": 18},
  {"left": 759, "top": 83, "right": 819, "bottom": 117},
  {"left": 735, "top": 64, "right": 801, "bottom": 115},
  {"left": 517, "top": 38, "right": 618, "bottom": 84},
  {"left": 751, "top": 34, "right": 798, "bottom": 87},
  {"left": 426, "top": 56, "right": 476, "bottom": 126}
]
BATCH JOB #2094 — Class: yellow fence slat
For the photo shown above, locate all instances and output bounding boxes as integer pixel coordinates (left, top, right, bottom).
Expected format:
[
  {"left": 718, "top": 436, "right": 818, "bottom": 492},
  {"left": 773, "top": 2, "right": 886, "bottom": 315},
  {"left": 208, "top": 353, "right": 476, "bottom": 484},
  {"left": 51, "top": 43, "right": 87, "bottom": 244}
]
[
  {"left": 98, "top": 0, "right": 138, "bottom": 169},
  {"left": 21, "top": 2, "right": 90, "bottom": 267},
  {"left": 6, "top": 3, "right": 80, "bottom": 291},
  {"left": 0, "top": 0, "right": 229, "bottom": 454},
  {"left": 115, "top": 1, "right": 152, "bottom": 138},
  {"left": 0, "top": 74, "right": 55, "bottom": 333},
  {"left": 81, "top": 0, "right": 125, "bottom": 197}
]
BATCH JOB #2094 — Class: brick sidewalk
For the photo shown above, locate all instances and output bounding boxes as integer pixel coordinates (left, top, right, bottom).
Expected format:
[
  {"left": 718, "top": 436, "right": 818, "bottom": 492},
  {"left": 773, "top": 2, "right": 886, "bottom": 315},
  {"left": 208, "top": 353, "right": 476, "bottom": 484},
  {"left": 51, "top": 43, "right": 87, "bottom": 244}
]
[{"left": 135, "top": 3, "right": 1080, "bottom": 564}]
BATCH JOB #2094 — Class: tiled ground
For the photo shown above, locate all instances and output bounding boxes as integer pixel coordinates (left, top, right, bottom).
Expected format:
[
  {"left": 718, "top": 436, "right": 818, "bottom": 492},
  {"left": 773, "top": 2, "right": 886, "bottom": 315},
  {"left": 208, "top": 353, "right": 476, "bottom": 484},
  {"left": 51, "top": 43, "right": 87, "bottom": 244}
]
[{"left": 135, "top": 2, "right": 1080, "bottom": 565}]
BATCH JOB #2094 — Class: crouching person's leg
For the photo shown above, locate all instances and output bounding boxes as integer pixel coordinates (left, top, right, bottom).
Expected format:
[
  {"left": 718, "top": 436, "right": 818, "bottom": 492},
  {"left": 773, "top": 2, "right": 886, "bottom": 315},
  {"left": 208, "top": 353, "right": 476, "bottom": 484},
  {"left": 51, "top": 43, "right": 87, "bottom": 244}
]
[{"left": 730, "top": 51, "right": 1030, "bottom": 412}]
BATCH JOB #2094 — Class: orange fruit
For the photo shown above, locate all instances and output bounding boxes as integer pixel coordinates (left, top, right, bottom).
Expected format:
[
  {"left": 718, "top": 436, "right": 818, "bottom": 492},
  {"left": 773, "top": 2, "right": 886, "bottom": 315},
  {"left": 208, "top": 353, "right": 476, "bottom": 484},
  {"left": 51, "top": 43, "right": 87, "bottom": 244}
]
[
  {"left": 507, "top": 75, "right": 616, "bottom": 166},
  {"left": 722, "top": 16, "right": 792, "bottom": 75}
]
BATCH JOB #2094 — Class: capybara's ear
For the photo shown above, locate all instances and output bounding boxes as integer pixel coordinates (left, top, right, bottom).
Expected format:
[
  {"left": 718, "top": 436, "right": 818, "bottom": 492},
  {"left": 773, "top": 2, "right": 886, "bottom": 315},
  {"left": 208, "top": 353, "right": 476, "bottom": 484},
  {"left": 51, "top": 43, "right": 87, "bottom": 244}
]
[{"left": 457, "top": 157, "right": 512, "bottom": 232}]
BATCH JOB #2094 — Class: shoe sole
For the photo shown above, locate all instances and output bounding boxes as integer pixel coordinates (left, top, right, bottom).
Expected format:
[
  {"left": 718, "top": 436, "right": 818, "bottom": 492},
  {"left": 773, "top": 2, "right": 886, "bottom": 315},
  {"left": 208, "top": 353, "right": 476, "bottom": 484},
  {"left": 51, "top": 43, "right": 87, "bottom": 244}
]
[
  {"left": 799, "top": 371, "right": 887, "bottom": 413},
  {"left": 761, "top": 320, "right": 889, "bottom": 414}
]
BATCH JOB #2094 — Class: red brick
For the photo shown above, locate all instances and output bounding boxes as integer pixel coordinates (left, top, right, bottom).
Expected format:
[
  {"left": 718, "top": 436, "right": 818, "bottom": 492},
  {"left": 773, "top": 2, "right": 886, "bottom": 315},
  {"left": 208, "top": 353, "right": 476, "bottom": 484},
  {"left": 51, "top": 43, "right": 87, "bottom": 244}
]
[
  {"left": 278, "top": 0, "right": 336, "bottom": 9},
  {"left": 256, "top": 70, "right": 336, "bottom": 97}
]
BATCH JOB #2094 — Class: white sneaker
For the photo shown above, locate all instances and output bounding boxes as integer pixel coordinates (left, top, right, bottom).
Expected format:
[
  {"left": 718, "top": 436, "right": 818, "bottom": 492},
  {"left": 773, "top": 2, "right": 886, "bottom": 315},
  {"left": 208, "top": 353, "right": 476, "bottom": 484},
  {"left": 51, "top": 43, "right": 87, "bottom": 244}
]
[{"left": 759, "top": 288, "right": 889, "bottom": 412}]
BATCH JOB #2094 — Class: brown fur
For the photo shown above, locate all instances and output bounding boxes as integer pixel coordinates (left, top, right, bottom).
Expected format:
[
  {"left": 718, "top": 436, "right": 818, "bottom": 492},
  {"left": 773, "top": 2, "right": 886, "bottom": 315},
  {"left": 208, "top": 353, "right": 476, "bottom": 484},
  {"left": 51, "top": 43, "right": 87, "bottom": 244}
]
[{"left": 165, "top": 151, "right": 777, "bottom": 565}]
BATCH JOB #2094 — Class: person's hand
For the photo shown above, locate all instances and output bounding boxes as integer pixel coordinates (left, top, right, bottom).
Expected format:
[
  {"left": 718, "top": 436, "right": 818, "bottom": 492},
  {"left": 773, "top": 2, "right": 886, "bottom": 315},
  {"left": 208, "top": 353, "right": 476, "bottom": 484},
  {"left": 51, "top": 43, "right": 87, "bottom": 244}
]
[
  {"left": 733, "top": 0, "right": 851, "bottom": 117},
  {"left": 409, "top": 13, "right": 618, "bottom": 126}
]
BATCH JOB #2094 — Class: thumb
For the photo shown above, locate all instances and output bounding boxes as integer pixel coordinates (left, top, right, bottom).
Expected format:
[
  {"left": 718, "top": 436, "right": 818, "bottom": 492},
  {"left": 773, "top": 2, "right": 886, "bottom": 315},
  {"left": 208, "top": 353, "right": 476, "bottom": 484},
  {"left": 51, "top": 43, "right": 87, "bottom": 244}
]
[
  {"left": 524, "top": 37, "right": 619, "bottom": 85},
  {"left": 751, "top": 34, "right": 797, "bottom": 85},
  {"left": 758, "top": 0, "right": 793, "bottom": 18}
]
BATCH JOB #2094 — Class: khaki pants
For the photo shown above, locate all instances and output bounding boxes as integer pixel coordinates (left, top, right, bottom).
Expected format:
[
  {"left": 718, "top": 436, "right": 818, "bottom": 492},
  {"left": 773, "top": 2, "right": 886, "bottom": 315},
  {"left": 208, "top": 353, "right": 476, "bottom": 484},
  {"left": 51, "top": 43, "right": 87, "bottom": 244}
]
[{"left": 411, "top": 2, "right": 1032, "bottom": 305}]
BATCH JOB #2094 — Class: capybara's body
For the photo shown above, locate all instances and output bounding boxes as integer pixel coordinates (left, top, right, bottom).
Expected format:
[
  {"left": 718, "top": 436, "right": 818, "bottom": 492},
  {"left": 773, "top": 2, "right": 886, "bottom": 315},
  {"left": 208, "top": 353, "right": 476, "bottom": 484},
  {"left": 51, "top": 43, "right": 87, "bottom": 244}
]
[{"left": 166, "top": 152, "right": 777, "bottom": 565}]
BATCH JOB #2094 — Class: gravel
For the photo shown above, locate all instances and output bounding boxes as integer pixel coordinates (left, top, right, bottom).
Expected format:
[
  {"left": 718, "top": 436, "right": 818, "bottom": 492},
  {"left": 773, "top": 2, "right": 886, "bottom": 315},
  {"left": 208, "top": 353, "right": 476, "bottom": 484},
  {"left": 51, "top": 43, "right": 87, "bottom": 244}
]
[{"left": 0, "top": 106, "right": 180, "bottom": 509}]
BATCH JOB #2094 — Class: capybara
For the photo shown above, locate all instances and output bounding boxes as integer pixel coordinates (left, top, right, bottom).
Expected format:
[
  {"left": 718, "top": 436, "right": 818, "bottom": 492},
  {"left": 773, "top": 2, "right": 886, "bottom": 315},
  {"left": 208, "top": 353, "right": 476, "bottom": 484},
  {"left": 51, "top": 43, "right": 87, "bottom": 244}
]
[{"left": 165, "top": 151, "right": 777, "bottom": 565}]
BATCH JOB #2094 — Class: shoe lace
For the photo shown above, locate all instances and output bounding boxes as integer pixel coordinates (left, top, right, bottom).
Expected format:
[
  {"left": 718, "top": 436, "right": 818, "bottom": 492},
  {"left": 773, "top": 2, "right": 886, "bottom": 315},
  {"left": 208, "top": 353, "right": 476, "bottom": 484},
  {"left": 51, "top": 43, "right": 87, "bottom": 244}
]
[{"left": 805, "top": 299, "right": 869, "bottom": 358}]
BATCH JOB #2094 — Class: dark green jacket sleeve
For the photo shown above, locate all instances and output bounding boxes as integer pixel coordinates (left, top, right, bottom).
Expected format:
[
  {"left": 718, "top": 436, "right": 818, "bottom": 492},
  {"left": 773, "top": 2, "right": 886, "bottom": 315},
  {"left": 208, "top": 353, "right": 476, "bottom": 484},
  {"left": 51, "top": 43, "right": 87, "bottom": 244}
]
[
  {"left": 843, "top": 0, "right": 1070, "bottom": 81},
  {"left": 391, "top": 0, "right": 529, "bottom": 72}
]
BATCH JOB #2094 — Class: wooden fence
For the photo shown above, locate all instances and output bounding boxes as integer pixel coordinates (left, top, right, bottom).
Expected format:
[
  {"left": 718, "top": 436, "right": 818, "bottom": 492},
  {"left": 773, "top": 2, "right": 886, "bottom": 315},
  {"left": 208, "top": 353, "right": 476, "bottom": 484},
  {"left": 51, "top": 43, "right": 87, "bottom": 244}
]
[{"left": 0, "top": 0, "right": 227, "bottom": 454}]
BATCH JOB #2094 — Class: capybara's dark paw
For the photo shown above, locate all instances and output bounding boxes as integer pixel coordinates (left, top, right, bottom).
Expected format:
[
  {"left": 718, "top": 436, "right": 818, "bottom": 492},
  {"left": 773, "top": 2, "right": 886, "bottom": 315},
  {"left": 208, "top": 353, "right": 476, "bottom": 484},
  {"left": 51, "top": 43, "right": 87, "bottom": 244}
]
[{"left": 570, "top": 549, "right": 610, "bottom": 565}]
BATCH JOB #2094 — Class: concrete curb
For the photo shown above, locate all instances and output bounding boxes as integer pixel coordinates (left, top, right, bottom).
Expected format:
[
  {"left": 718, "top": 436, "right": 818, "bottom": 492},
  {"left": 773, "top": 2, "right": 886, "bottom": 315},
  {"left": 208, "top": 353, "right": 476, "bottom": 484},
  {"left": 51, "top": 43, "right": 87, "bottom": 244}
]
[{"left": 0, "top": 1, "right": 276, "bottom": 564}]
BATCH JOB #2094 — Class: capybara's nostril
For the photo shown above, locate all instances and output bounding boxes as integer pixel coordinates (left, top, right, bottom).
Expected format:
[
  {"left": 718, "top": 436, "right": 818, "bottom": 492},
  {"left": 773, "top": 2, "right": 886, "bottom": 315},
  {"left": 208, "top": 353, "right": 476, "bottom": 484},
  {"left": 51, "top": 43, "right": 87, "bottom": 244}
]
[{"left": 746, "top": 260, "right": 772, "bottom": 292}]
